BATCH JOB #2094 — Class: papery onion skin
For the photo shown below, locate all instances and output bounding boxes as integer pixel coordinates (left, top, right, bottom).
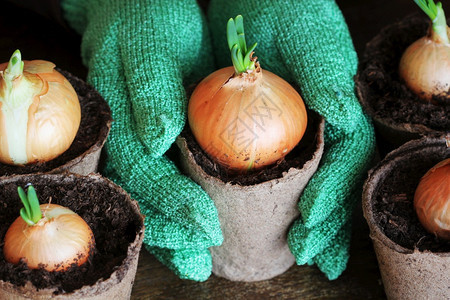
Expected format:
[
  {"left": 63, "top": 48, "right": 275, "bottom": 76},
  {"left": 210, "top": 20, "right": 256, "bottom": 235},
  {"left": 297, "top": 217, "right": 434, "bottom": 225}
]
[
  {"left": 3, "top": 204, "right": 95, "bottom": 272},
  {"left": 414, "top": 158, "right": 450, "bottom": 240},
  {"left": 188, "top": 66, "right": 308, "bottom": 171},
  {"left": 399, "top": 32, "right": 450, "bottom": 102},
  {"left": 0, "top": 58, "right": 81, "bottom": 165}
]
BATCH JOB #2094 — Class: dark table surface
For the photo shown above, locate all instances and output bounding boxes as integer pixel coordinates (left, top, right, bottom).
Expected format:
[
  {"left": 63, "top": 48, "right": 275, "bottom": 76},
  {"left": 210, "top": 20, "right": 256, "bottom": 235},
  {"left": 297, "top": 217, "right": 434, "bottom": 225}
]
[{"left": 0, "top": 1, "right": 442, "bottom": 299}]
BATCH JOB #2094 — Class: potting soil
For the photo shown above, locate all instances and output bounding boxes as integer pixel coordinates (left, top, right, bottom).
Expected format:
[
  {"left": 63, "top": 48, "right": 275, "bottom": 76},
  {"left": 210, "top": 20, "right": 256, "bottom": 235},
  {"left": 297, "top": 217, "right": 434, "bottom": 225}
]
[
  {"left": 357, "top": 14, "right": 450, "bottom": 131},
  {"left": 373, "top": 150, "right": 450, "bottom": 252},
  {"left": 179, "top": 110, "right": 322, "bottom": 186},
  {"left": 0, "top": 176, "right": 141, "bottom": 294}
]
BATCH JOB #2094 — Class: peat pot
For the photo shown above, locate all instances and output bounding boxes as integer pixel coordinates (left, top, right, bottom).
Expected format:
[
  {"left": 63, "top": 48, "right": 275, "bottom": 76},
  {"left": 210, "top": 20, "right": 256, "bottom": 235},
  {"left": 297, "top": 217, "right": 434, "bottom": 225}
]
[
  {"left": 356, "top": 14, "right": 449, "bottom": 154},
  {"left": 0, "top": 173, "right": 145, "bottom": 299},
  {"left": 363, "top": 135, "right": 450, "bottom": 299},
  {"left": 177, "top": 110, "right": 324, "bottom": 282}
]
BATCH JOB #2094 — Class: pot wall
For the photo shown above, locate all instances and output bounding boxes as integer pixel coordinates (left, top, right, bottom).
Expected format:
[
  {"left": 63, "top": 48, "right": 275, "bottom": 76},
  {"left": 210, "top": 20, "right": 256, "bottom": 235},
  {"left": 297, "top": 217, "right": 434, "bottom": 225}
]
[
  {"left": 176, "top": 118, "right": 324, "bottom": 282},
  {"left": 363, "top": 135, "right": 450, "bottom": 299}
]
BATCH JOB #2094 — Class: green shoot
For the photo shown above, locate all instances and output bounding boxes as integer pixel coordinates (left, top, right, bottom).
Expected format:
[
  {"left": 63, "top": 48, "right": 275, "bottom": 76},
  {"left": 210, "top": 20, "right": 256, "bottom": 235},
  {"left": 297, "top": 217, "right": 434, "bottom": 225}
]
[
  {"left": 415, "top": 0, "right": 438, "bottom": 19},
  {"left": 18, "top": 185, "right": 42, "bottom": 226},
  {"left": 227, "top": 15, "right": 257, "bottom": 75},
  {"left": 4, "top": 50, "right": 24, "bottom": 83},
  {"left": 414, "top": 0, "right": 449, "bottom": 43}
]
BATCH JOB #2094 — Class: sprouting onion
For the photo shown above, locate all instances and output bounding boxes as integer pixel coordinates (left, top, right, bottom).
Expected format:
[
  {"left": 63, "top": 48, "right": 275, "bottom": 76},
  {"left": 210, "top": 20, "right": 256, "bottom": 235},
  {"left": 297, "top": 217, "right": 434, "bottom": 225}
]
[
  {"left": 0, "top": 50, "right": 81, "bottom": 165},
  {"left": 414, "top": 158, "right": 450, "bottom": 240},
  {"left": 3, "top": 185, "right": 95, "bottom": 272},
  {"left": 188, "top": 15, "right": 308, "bottom": 171},
  {"left": 399, "top": 0, "right": 450, "bottom": 102}
]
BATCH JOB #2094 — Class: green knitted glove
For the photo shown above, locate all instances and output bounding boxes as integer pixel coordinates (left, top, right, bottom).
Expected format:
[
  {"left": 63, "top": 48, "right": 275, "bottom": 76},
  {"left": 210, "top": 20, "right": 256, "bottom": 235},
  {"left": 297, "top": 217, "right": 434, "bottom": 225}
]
[
  {"left": 208, "top": 0, "right": 376, "bottom": 280},
  {"left": 60, "top": 0, "right": 223, "bottom": 281}
]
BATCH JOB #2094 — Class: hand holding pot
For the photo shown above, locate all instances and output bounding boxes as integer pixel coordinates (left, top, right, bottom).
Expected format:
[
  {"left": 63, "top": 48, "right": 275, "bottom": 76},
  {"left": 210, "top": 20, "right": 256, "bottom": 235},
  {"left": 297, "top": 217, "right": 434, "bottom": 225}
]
[
  {"left": 59, "top": 0, "right": 376, "bottom": 281},
  {"left": 60, "top": 0, "right": 223, "bottom": 281},
  {"left": 208, "top": 0, "right": 376, "bottom": 279}
]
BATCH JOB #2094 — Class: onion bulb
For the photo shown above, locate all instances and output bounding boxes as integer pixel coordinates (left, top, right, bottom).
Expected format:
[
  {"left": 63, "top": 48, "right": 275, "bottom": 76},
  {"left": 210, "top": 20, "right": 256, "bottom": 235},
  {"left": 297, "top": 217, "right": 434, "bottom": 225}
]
[
  {"left": 414, "top": 158, "right": 450, "bottom": 240},
  {"left": 0, "top": 50, "right": 81, "bottom": 165},
  {"left": 399, "top": 0, "right": 450, "bottom": 102},
  {"left": 3, "top": 185, "right": 95, "bottom": 272},
  {"left": 188, "top": 15, "right": 307, "bottom": 171}
]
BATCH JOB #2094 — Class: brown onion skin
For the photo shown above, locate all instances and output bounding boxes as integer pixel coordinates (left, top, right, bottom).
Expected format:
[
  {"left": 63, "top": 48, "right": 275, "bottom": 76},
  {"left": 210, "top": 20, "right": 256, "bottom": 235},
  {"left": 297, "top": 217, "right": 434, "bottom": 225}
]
[
  {"left": 399, "top": 28, "right": 450, "bottom": 102},
  {"left": 414, "top": 158, "right": 450, "bottom": 240},
  {"left": 188, "top": 66, "right": 307, "bottom": 171},
  {"left": 3, "top": 204, "right": 95, "bottom": 272},
  {"left": 0, "top": 60, "right": 81, "bottom": 165}
]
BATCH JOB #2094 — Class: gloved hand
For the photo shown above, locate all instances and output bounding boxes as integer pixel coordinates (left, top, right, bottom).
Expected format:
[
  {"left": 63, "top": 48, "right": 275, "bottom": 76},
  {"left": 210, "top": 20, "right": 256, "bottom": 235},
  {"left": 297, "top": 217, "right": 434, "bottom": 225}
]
[
  {"left": 60, "top": 0, "right": 223, "bottom": 281},
  {"left": 208, "top": 0, "right": 376, "bottom": 279}
]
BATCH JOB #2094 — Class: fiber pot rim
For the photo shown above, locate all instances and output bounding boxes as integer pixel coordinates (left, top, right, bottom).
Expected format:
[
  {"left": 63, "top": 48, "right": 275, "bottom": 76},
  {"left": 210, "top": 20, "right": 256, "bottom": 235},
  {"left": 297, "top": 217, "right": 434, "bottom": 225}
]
[
  {"left": 0, "top": 172, "right": 145, "bottom": 298},
  {"left": 362, "top": 134, "right": 450, "bottom": 257},
  {"left": 177, "top": 113, "right": 325, "bottom": 189}
]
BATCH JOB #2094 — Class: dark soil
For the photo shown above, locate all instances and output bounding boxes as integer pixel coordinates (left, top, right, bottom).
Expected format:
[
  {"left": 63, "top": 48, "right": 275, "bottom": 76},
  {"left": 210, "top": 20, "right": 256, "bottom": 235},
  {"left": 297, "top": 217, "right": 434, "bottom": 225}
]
[
  {"left": 357, "top": 14, "right": 450, "bottom": 131},
  {"left": 371, "top": 141, "right": 450, "bottom": 252},
  {"left": 0, "top": 174, "right": 142, "bottom": 295},
  {"left": 180, "top": 109, "right": 322, "bottom": 186},
  {"left": 0, "top": 69, "right": 111, "bottom": 175}
]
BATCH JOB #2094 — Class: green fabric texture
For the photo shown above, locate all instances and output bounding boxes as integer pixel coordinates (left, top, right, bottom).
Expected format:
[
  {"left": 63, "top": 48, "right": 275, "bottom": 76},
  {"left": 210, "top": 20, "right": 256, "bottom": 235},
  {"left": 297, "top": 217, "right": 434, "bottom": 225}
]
[
  {"left": 61, "top": 0, "right": 223, "bottom": 281},
  {"left": 60, "top": 0, "right": 376, "bottom": 281},
  {"left": 208, "top": 0, "right": 376, "bottom": 279}
]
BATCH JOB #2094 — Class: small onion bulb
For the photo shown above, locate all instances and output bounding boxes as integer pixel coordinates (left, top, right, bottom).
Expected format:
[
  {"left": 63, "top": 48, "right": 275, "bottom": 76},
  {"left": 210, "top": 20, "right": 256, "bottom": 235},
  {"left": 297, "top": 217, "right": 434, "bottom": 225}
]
[
  {"left": 414, "top": 158, "right": 450, "bottom": 240},
  {"left": 4, "top": 204, "right": 95, "bottom": 272},
  {"left": 3, "top": 185, "right": 94, "bottom": 272},
  {"left": 399, "top": 0, "right": 450, "bottom": 102},
  {"left": 399, "top": 30, "right": 450, "bottom": 101},
  {"left": 0, "top": 50, "right": 81, "bottom": 165}
]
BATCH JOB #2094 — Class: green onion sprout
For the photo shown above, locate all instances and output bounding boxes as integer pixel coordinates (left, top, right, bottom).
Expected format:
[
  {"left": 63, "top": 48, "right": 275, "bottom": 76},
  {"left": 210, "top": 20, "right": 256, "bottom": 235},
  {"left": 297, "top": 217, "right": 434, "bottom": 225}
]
[
  {"left": 18, "top": 185, "right": 42, "bottom": 226},
  {"left": 414, "top": 0, "right": 449, "bottom": 44},
  {"left": 227, "top": 15, "right": 258, "bottom": 75}
]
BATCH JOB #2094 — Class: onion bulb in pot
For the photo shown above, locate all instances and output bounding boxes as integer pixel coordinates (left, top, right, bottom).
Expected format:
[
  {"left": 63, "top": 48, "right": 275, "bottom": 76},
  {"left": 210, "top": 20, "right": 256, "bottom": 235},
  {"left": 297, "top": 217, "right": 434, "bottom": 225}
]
[
  {"left": 399, "top": 0, "right": 450, "bottom": 102},
  {"left": 414, "top": 158, "right": 450, "bottom": 240},
  {"left": 3, "top": 185, "right": 95, "bottom": 272},
  {"left": 188, "top": 15, "right": 307, "bottom": 172},
  {"left": 0, "top": 50, "right": 81, "bottom": 165}
]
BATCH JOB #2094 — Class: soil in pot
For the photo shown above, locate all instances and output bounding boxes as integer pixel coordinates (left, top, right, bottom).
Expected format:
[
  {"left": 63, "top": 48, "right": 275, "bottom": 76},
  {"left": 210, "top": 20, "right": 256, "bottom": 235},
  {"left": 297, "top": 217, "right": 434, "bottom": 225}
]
[
  {"left": 363, "top": 135, "right": 450, "bottom": 300},
  {"left": 356, "top": 13, "right": 450, "bottom": 153},
  {"left": 369, "top": 138, "right": 450, "bottom": 253},
  {"left": 0, "top": 173, "right": 144, "bottom": 296},
  {"left": 178, "top": 109, "right": 322, "bottom": 185},
  {"left": 0, "top": 70, "right": 112, "bottom": 176}
]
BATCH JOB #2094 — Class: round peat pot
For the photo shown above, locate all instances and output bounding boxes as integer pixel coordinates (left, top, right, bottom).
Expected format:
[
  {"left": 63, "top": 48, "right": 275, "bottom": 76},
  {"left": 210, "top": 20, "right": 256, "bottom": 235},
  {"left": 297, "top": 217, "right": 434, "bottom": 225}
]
[
  {"left": 0, "top": 173, "right": 145, "bottom": 299},
  {"left": 363, "top": 135, "right": 450, "bottom": 300},
  {"left": 356, "top": 14, "right": 449, "bottom": 154},
  {"left": 177, "top": 110, "right": 324, "bottom": 281},
  {"left": 0, "top": 70, "right": 112, "bottom": 177}
]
